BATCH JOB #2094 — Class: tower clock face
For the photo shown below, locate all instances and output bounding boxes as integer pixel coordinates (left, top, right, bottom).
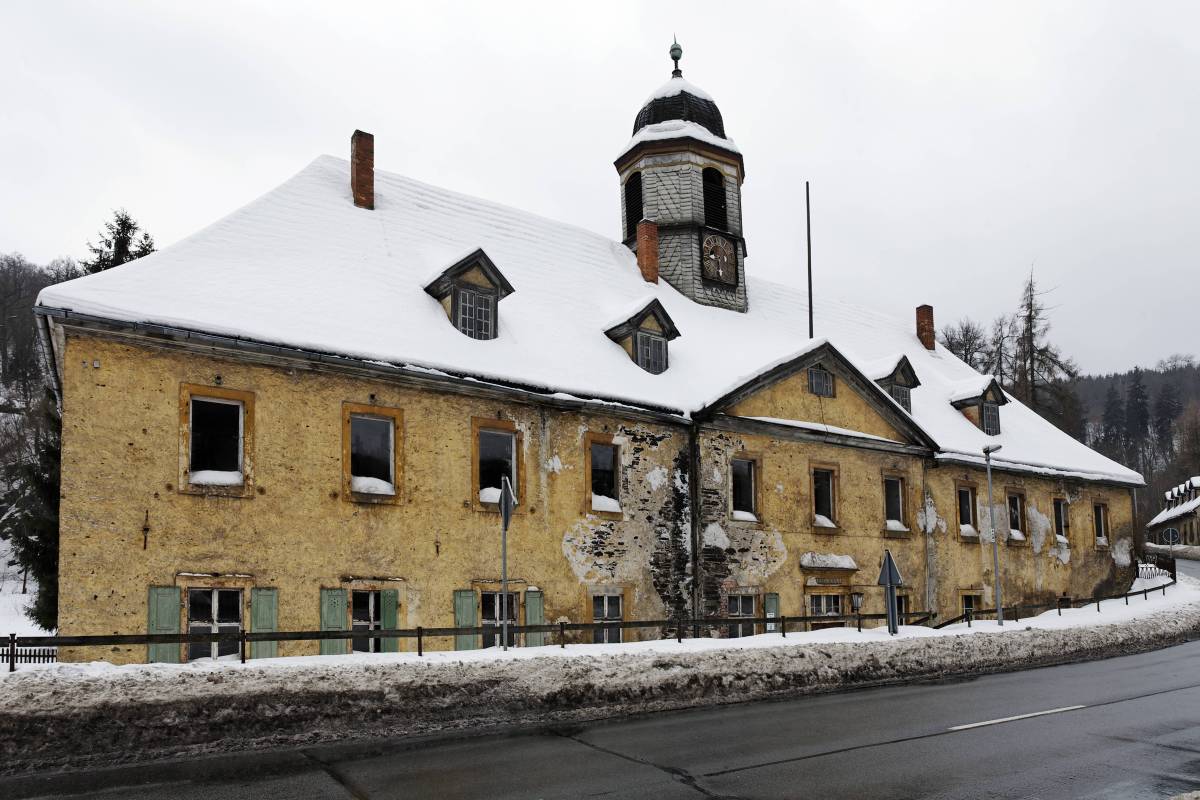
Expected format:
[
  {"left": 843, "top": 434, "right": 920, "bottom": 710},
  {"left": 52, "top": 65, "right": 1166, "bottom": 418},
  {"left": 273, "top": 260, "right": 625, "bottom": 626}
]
[{"left": 701, "top": 233, "right": 737, "bottom": 285}]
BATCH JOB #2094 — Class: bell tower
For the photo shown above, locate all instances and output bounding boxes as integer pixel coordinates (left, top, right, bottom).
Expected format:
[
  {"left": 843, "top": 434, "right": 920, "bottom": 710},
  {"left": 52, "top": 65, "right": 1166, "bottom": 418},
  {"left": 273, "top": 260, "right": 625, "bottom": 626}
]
[{"left": 615, "top": 40, "right": 748, "bottom": 313}]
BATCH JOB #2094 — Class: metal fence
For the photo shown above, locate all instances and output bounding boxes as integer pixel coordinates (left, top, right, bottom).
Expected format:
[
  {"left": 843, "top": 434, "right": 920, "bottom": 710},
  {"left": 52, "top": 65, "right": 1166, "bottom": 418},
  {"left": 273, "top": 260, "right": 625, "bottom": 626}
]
[
  {"left": 933, "top": 579, "right": 1176, "bottom": 629},
  {"left": 6, "top": 610, "right": 937, "bottom": 672}
]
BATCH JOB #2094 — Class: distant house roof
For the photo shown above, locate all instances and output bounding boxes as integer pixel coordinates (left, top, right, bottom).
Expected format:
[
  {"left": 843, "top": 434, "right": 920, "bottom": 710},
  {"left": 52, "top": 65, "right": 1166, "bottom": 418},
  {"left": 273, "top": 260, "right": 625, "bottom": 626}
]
[{"left": 36, "top": 155, "right": 1143, "bottom": 486}]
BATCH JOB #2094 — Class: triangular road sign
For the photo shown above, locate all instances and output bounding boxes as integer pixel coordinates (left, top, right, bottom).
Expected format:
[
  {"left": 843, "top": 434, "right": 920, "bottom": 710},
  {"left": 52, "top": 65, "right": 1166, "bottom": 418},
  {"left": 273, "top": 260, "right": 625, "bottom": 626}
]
[{"left": 877, "top": 549, "right": 903, "bottom": 587}]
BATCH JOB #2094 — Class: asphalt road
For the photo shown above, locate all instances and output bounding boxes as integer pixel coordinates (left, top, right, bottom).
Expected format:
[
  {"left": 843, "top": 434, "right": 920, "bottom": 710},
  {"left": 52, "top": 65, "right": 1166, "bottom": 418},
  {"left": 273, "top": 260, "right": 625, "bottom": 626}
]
[{"left": 6, "top": 574, "right": 1199, "bottom": 800}]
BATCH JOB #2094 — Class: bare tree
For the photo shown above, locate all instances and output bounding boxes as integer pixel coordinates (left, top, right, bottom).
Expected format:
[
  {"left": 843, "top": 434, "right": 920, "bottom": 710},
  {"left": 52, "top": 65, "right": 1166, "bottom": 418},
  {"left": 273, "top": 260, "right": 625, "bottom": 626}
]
[{"left": 938, "top": 318, "right": 989, "bottom": 370}]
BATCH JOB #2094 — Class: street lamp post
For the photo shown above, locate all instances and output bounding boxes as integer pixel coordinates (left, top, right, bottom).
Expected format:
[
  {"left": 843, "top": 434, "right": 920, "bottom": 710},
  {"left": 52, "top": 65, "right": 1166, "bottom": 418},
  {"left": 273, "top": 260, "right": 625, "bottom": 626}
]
[{"left": 983, "top": 444, "right": 1004, "bottom": 626}]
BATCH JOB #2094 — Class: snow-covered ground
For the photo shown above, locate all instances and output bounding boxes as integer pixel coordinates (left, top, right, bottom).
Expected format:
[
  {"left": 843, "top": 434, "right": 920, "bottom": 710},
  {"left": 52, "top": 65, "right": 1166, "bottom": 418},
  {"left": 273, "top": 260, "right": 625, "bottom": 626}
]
[
  {"left": 0, "top": 541, "right": 50, "bottom": 637},
  {"left": 1, "top": 573, "right": 1194, "bottom": 773}
]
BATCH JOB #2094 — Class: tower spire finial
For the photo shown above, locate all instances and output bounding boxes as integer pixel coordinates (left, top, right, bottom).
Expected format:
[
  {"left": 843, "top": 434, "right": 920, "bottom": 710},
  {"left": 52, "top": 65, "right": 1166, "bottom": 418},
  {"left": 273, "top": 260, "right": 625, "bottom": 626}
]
[{"left": 669, "top": 37, "right": 683, "bottom": 78}]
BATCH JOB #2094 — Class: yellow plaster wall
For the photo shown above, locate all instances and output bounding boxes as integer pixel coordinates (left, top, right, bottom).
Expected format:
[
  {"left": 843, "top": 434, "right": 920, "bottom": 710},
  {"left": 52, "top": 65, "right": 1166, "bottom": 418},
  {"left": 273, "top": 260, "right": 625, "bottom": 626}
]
[
  {"left": 725, "top": 370, "right": 907, "bottom": 442},
  {"left": 57, "top": 333, "right": 689, "bottom": 663}
]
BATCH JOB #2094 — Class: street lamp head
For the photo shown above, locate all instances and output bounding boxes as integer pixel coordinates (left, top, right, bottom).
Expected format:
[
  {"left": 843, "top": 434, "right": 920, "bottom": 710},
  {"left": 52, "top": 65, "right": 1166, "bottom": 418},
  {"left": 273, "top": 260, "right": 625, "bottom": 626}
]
[
  {"left": 850, "top": 592, "right": 864, "bottom": 612},
  {"left": 982, "top": 444, "right": 1003, "bottom": 456}
]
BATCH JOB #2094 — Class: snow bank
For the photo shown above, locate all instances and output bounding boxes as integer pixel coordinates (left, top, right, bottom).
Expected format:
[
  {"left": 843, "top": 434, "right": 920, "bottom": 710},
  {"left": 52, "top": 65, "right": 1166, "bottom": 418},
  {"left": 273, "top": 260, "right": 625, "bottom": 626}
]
[{"left": 4, "top": 579, "right": 1196, "bottom": 774}]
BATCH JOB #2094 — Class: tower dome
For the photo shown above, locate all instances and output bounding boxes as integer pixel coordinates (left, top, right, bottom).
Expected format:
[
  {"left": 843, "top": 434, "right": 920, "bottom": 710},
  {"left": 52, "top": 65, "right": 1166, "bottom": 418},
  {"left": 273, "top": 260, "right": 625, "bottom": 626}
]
[{"left": 632, "top": 41, "right": 726, "bottom": 138}]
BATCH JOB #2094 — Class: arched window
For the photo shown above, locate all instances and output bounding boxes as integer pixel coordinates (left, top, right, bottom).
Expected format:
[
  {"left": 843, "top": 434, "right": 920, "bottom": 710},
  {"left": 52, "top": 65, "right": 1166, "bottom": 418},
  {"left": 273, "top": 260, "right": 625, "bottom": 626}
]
[
  {"left": 623, "top": 172, "right": 643, "bottom": 240},
  {"left": 702, "top": 167, "right": 727, "bottom": 231}
]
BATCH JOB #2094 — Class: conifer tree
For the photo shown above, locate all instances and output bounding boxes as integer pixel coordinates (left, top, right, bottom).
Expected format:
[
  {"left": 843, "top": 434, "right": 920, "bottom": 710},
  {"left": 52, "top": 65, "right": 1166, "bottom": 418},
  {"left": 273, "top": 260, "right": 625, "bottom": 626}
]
[
  {"left": 1153, "top": 381, "right": 1184, "bottom": 460},
  {"left": 1100, "top": 385, "right": 1126, "bottom": 461},
  {"left": 1125, "top": 368, "right": 1150, "bottom": 472},
  {"left": 81, "top": 209, "right": 155, "bottom": 273}
]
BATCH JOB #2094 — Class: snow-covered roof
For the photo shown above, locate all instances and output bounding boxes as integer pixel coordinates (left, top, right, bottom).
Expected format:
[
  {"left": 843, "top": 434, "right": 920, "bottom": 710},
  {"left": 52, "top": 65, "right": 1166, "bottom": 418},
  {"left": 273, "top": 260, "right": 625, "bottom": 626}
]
[
  {"left": 1148, "top": 495, "right": 1200, "bottom": 528},
  {"left": 644, "top": 76, "right": 714, "bottom": 104},
  {"left": 36, "top": 155, "right": 1142, "bottom": 486},
  {"left": 616, "top": 120, "right": 740, "bottom": 163}
]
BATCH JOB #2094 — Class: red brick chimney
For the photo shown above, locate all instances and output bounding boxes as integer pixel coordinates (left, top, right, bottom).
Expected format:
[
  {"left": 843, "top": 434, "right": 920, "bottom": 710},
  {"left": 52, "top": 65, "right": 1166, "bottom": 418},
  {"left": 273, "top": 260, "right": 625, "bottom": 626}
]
[
  {"left": 636, "top": 220, "right": 659, "bottom": 283},
  {"left": 916, "top": 304, "right": 935, "bottom": 350},
  {"left": 351, "top": 130, "right": 374, "bottom": 210}
]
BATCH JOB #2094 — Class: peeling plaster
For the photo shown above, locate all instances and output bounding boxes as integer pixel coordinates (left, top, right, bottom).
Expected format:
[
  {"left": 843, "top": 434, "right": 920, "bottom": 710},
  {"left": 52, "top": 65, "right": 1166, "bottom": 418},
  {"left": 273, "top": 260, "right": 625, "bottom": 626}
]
[
  {"left": 645, "top": 466, "right": 668, "bottom": 492},
  {"left": 703, "top": 523, "right": 730, "bottom": 549},
  {"left": 1111, "top": 537, "right": 1133, "bottom": 567},
  {"left": 544, "top": 455, "right": 563, "bottom": 474},
  {"left": 917, "top": 491, "right": 946, "bottom": 535},
  {"left": 1028, "top": 505, "right": 1051, "bottom": 554}
]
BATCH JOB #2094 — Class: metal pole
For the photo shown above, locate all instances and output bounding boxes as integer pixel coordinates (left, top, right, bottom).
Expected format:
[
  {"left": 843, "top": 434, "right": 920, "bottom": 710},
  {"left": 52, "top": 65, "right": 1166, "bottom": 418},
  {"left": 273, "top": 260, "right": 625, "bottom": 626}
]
[
  {"left": 984, "top": 446, "right": 1004, "bottom": 626},
  {"left": 501, "top": 516, "right": 508, "bottom": 654},
  {"left": 806, "top": 181, "right": 813, "bottom": 339}
]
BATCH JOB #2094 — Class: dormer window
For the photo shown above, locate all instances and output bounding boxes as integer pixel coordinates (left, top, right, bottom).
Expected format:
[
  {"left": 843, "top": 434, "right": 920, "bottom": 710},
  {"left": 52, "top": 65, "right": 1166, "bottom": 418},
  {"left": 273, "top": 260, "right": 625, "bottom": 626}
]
[
  {"left": 455, "top": 286, "right": 495, "bottom": 340},
  {"left": 872, "top": 355, "right": 920, "bottom": 413},
  {"left": 982, "top": 401, "right": 1001, "bottom": 436},
  {"left": 423, "top": 248, "right": 514, "bottom": 340},
  {"left": 889, "top": 384, "right": 911, "bottom": 412},
  {"left": 605, "top": 298, "right": 680, "bottom": 376},
  {"left": 636, "top": 331, "right": 667, "bottom": 374}
]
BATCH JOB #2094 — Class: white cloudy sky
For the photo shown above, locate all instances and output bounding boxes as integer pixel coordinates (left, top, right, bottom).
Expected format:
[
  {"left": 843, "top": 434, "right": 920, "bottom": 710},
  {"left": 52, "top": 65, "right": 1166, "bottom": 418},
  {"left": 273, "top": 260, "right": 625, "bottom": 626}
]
[{"left": 2, "top": 2, "right": 1197, "bottom": 374}]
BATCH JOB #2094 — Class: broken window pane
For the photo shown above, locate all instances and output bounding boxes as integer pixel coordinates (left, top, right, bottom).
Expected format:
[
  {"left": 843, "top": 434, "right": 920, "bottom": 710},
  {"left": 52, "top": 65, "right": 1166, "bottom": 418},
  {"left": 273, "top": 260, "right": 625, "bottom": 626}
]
[
  {"left": 808, "top": 366, "right": 833, "bottom": 397},
  {"left": 190, "top": 397, "right": 242, "bottom": 474},
  {"left": 1054, "top": 499, "right": 1069, "bottom": 540},
  {"left": 1093, "top": 504, "right": 1107, "bottom": 542},
  {"left": 1008, "top": 494, "right": 1024, "bottom": 532},
  {"left": 958, "top": 487, "right": 975, "bottom": 528},
  {"left": 813, "top": 469, "right": 834, "bottom": 522},
  {"left": 478, "top": 429, "right": 516, "bottom": 499},
  {"left": 884, "top": 477, "right": 903, "bottom": 524},
  {"left": 350, "top": 415, "right": 393, "bottom": 489},
  {"left": 889, "top": 383, "right": 911, "bottom": 412},
  {"left": 731, "top": 458, "right": 755, "bottom": 516},
  {"left": 590, "top": 442, "right": 618, "bottom": 502}
]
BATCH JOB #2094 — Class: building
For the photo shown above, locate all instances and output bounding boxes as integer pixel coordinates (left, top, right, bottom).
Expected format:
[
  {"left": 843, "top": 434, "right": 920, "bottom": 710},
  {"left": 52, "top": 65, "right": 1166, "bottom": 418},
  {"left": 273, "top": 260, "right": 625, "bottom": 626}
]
[
  {"left": 36, "top": 45, "right": 1142, "bottom": 664},
  {"left": 1146, "top": 477, "right": 1200, "bottom": 546}
]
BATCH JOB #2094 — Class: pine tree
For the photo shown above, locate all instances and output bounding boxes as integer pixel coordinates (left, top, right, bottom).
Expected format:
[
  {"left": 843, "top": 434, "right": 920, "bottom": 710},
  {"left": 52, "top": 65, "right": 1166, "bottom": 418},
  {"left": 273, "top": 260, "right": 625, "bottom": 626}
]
[
  {"left": 1125, "top": 368, "right": 1150, "bottom": 472},
  {"left": 81, "top": 209, "right": 155, "bottom": 274},
  {"left": 0, "top": 389, "right": 61, "bottom": 631},
  {"left": 1100, "top": 385, "right": 1126, "bottom": 461},
  {"left": 1011, "top": 273, "right": 1079, "bottom": 430},
  {"left": 1152, "top": 381, "right": 1184, "bottom": 460}
]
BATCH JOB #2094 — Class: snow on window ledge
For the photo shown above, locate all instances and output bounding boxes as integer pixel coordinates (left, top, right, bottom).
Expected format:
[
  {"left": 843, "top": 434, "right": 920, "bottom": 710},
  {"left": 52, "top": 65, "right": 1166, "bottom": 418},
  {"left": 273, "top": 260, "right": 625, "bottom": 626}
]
[
  {"left": 1008, "top": 529, "right": 1026, "bottom": 541},
  {"left": 190, "top": 470, "right": 244, "bottom": 487},
  {"left": 731, "top": 509, "right": 758, "bottom": 522},
  {"left": 479, "top": 487, "right": 502, "bottom": 504},
  {"left": 351, "top": 476, "right": 395, "bottom": 496},
  {"left": 959, "top": 524, "right": 978, "bottom": 537},
  {"left": 884, "top": 519, "right": 909, "bottom": 533},
  {"left": 591, "top": 494, "right": 622, "bottom": 513},
  {"left": 1095, "top": 536, "right": 1109, "bottom": 548},
  {"left": 813, "top": 514, "right": 837, "bottom": 529},
  {"left": 1055, "top": 534, "right": 1070, "bottom": 545}
]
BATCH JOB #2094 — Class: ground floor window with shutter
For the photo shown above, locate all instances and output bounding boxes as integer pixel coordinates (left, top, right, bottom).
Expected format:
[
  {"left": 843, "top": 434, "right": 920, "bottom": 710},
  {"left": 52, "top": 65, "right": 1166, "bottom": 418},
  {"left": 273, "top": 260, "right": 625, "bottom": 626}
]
[
  {"left": 809, "top": 593, "right": 844, "bottom": 630},
  {"left": 481, "top": 591, "right": 518, "bottom": 648},
  {"left": 592, "top": 594, "right": 623, "bottom": 643},
  {"left": 187, "top": 588, "right": 242, "bottom": 661},
  {"left": 726, "top": 594, "right": 755, "bottom": 638}
]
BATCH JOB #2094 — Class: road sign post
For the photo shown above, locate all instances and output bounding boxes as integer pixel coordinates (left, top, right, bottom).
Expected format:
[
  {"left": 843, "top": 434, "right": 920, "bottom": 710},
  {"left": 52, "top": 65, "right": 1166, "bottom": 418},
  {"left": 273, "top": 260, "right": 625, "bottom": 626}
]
[
  {"left": 499, "top": 476, "right": 516, "bottom": 652},
  {"left": 877, "top": 549, "right": 904, "bottom": 636}
]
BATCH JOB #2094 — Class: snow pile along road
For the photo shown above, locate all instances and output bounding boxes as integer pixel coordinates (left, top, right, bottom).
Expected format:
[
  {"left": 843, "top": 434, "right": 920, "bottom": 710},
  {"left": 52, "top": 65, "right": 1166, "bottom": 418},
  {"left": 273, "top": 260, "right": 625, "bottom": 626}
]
[{"left": 1, "top": 576, "right": 1196, "bottom": 774}]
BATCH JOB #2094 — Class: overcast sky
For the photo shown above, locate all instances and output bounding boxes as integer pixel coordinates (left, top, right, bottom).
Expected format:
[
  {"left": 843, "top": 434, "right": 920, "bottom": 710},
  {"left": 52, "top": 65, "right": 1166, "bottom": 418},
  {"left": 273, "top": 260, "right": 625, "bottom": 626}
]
[{"left": 3, "top": 2, "right": 1197, "bottom": 375}]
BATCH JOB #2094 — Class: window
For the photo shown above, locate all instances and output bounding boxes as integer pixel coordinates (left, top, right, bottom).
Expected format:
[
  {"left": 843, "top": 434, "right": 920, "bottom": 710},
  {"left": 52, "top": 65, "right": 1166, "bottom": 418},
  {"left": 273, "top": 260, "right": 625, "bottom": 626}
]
[
  {"left": 1007, "top": 492, "right": 1026, "bottom": 538},
  {"left": 1053, "top": 498, "right": 1070, "bottom": 544},
  {"left": 455, "top": 286, "right": 496, "bottom": 340},
  {"left": 731, "top": 458, "right": 757, "bottom": 521},
  {"left": 1093, "top": 503, "right": 1109, "bottom": 545},
  {"left": 889, "top": 383, "right": 912, "bottom": 412},
  {"left": 349, "top": 415, "right": 394, "bottom": 495},
  {"left": 592, "top": 594, "right": 623, "bottom": 643},
  {"left": 702, "top": 167, "right": 728, "bottom": 230},
  {"left": 895, "top": 594, "right": 910, "bottom": 623},
  {"left": 809, "top": 594, "right": 844, "bottom": 630},
  {"left": 962, "top": 594, "right": 983, "bottom": 616},
  {"left": 351, "top": 590, "right": 382, "bottom": 653},
  {"left": 190, "top": 396, "right": 243, "bottom": 484},
  {"left": 808, "top": 366, "right": 834, "bottom": 397},
  {"left": 478, "top": 427, "right": 517, "bottom": 504},
  {"left": 635, "top": 331, "right": 667, "bottom": 374},
  {"left": 813, "top": 468, "right": 835, "bottom": 527},
  {"left": 481, "top": 591, "right": 518, "bottom": 648},
  {"left": 624, "top": 172, "right": 643, "bottom": 240},
  {"left": 726, "top": 595, "right": 755, "bottom": 638},
  {"left": 187, "top": 588, "right": 241, "bottom": 661},
  {"left": 957, "top": 485, "right": 977, "bottom": 535},
  {"left": 982, "top": 401, "right": 1001, "bottom": 436},
  {"left": 884, "top": 477, "right": 906, "bottom": 531},
  {"left": 590, "top": 440, "right": 620, "bottom": 513}
]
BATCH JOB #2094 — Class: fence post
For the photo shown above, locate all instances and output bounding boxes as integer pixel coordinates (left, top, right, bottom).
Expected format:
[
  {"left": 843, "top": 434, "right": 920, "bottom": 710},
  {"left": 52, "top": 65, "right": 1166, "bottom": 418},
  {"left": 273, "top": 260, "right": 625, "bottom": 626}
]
[
  {"left": 1125, "top": 594, "right": 1129, "bottom": 605},
  {"left": 966, "top": 609, "right": 972, "bottom": 628},
  {"left": 856, "top": 613, "right": 862, "bottom": 633},
  {"left": 1163, "top": 585, "right": 1168, "bottom": 596},
  {"left": 1097, "top": 598, "right": 1101, "bottom": 613},
  {"left": 240, "top": 629, "right": 247, "bottom": 664},
  {"left": 559, "top": 621, "right": 566, "bottom": 649},
  {"left": 693, "top": 619, "right": 700, "bottom": 640},
  {"left": 8, "top": 633, "right": 14, "bottom": 673},
  {"left": 417, "top": 626, "right": 423, "bottom": 657},
  {"left": 1013, "top": 605, "right": 1019, "bottom": 622},
  {"left": 676, "top": 619, "right": 682, "bottom": 644},
  {"left": 780, "top": 615, "right": 786, "bottom": 638}
]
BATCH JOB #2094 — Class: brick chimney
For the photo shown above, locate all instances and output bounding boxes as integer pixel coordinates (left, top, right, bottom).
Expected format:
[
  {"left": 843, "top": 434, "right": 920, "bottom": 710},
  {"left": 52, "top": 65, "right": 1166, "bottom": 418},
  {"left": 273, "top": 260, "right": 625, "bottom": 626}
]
[
  {"left": 351, "top": 130, "right": 374, "bottom": 210},
  {"left": 636, "top": 219, "right": 659, "bottom": 283},
  {"left": 916, "top": 304, "right": 935, "bottom": 350}
]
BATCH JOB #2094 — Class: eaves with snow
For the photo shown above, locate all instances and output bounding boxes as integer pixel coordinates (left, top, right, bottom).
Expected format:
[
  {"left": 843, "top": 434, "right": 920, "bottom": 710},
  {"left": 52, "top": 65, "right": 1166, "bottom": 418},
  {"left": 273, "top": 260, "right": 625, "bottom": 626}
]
[{"left": 35, "top": 62, "right": 1142, "bottom": 489}]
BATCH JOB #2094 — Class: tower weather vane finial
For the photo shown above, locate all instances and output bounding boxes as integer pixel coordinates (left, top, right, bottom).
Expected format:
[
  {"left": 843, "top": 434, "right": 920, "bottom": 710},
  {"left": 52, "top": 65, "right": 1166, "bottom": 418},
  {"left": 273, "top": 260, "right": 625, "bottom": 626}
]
[{"left": 670, "top": 37, "right": 683, "bottom": 78}]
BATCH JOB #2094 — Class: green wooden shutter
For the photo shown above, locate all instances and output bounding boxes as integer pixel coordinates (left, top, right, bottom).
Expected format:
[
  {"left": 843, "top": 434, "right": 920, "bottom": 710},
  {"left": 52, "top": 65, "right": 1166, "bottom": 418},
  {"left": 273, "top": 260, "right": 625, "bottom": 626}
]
[
  {"left": 250, "top": 588, "right": 278, "bottom": 659},
  {"left": 320, "top": 588, "right": 348, "bottom": 656},
  {"left": 453, "top": 589, "right": 477, "bottom": 650},
  {"left": 147, "top": 586, "right": 181, "bottom": 664},
  {"left": 764, "top": 592, "right": 780, "bottom": 633},
  {"left": 380, "top": 588, "right": 400, "bottom": 653},
  {"left": 524, "top": 590, "right": 545, "bottom": 647}
]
